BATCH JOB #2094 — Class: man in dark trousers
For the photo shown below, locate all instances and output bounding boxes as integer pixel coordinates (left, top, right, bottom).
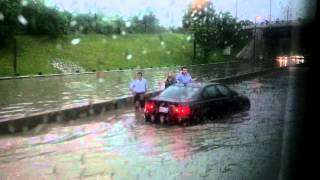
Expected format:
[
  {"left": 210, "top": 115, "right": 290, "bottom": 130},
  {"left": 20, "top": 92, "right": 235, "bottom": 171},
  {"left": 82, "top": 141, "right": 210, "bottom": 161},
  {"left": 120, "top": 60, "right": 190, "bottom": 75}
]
[{"left": 129, "top": 71, "right": 148, "bottom": 111}]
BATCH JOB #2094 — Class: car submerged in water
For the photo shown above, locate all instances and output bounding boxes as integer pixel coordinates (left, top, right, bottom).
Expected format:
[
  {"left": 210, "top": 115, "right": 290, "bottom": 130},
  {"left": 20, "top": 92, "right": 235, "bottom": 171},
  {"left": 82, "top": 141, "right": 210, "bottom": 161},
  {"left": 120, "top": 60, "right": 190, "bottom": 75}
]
[{"left": 144, "top": 82, "right": 250, "bottom": 125}]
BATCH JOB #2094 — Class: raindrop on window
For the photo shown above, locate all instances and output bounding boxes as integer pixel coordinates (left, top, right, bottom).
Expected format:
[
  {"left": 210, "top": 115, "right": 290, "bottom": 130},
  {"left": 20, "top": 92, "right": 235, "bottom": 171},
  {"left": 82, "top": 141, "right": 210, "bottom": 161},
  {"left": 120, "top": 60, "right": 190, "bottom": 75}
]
[
  {"left": 0, "top": 12, "right": 4, "bottom": 21},
  {"left": 112, "top": 35, "right": 118, "bottom": 39},
  {"left": 166, "top": 50, "right": 171, "bottom": 55},
  {"left": 79, "top": 26, "right": 84, "bottom": 31},
  {"left": 126, "top": 54, "right": 133, "bottom": 60},
  {"left": 160, "top": 41, "right": 165, "bottom": 46},
  {"left": 56, "top": 44, "right": 62, "bottom": 50},
  {"left": 70, "top": 20, "right": 77, "bottom": 27},
  {"left": 21, "top": 0, "right": 28, "bottom": 6},
  {"left": 125, "top": 21, "right": 131, "bottom": 28},
  {"left": 203, "top": 17, "right": 207, "bottom": 23},
  {"left": 121, "top": 31, "right": 126, "bottom": 36},
  {"left": 71, "top": 38, "right": 81, "bottom": 45},
  {"left": 8, "top": 124, "right": 16, "bottom": 133},
  {"left": 186, "top": 36, "right": 191, "bottom": 41},
  {"left": 191, "top": 11, "right": 196, "bottom": 17},
  {"left": 18, "top": 15, "right": 28, "bottom": 25},
  {"left": 142, "top": 49, "right": 147, "bottom": 54},
  {"left": 102, "top": 17, "right": 109, "bottom": 21}
]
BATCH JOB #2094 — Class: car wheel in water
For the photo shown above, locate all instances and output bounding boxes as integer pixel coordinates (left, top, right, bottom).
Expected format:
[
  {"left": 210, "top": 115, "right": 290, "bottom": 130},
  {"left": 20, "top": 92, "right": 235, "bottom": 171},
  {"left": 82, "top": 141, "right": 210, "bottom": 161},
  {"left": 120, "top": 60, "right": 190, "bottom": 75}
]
[
  {"left": 160, "top": 116, "right": 165, "bottom": 125},
  {"left": 244, "top": 101, "right": 250, "bottom": 110},
  {"left": 150, "top": 115, "right": 156, "bottom": 123}
]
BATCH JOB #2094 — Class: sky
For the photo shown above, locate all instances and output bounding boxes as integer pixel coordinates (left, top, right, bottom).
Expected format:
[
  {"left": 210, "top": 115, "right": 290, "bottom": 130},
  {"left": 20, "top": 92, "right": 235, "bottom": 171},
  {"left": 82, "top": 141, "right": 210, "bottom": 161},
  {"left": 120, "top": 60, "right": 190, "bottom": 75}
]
[{"left": 44, "top": 0, "right": 314, "bottom": 27}]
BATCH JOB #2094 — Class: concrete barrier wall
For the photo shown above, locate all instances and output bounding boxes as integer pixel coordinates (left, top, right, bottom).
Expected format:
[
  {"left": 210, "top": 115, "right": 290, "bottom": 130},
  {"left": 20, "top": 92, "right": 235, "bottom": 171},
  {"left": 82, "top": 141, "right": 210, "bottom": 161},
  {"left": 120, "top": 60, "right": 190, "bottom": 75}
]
[{"left": 0, "top": 66, "right": 287, "bottom": 134}]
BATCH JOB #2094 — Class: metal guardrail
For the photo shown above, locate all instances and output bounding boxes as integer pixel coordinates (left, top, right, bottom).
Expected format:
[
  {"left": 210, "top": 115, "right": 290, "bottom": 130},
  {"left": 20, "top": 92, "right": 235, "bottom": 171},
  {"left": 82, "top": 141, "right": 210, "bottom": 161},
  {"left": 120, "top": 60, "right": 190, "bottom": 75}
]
[{"left": 243, "top": 20, "right": 303, "bottom": 29}]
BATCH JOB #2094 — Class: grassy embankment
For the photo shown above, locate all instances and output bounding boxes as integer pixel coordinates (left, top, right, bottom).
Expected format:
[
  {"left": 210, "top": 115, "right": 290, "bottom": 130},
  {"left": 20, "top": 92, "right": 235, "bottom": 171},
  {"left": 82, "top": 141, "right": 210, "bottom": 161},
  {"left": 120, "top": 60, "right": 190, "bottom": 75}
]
[{"left": 0, "top": 33, "right": 236, "bottom": 76}]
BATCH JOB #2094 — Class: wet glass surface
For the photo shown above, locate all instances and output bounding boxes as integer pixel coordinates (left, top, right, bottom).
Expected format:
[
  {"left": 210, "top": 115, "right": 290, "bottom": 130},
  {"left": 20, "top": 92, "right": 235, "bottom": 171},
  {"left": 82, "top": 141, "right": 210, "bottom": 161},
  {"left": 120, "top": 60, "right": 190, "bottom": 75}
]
[{"left": 0, "top": 67, "right": 306, "bottom": 179}]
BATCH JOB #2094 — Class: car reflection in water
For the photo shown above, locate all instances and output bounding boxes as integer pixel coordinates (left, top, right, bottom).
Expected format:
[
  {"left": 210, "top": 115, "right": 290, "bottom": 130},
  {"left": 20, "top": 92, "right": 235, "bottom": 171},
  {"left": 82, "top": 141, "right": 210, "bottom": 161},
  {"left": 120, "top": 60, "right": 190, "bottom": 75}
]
[
  {"left": 277, "top": 55, "right": 304, "bottom": 67},
  {"left": 144, "top": 82, "right": 250, "bottom": 125}
]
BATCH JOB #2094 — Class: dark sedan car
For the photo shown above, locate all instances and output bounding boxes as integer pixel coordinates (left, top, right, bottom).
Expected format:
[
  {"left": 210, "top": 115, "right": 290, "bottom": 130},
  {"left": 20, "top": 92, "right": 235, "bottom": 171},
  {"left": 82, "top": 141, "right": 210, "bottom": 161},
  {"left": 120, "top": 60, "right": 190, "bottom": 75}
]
[{"left": 144, "top": 82, "right": 250, "bottom": 125}]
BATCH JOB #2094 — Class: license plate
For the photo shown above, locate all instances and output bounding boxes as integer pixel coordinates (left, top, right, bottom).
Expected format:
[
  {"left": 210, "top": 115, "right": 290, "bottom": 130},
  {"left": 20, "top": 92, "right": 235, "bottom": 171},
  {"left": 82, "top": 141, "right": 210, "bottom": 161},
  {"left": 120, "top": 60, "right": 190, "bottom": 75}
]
[{"left": 159, "top": 106, "right": 169, "bottom": 113}]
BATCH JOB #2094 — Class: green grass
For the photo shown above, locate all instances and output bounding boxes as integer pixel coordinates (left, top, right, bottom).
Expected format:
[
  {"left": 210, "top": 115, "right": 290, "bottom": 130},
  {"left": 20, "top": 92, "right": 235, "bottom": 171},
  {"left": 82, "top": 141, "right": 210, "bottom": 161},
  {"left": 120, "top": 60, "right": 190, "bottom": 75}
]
[{"left": 0, "top": 33, "right": 236, "bottom": 76}]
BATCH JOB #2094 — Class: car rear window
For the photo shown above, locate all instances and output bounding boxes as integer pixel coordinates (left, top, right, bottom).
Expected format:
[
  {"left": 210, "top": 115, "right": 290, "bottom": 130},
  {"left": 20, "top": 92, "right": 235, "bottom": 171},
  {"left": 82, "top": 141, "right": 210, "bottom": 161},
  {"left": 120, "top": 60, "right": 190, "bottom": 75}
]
[{"left": 159, "top": 86, "right": 200, "bottom": 99}]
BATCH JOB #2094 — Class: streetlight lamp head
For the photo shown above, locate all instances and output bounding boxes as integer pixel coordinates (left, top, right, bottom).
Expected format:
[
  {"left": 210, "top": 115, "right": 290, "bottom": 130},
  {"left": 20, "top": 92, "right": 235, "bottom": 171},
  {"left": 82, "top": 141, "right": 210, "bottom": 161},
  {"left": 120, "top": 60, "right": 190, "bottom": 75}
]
[
  {"left": 192, "top": 0, "right": 209, "bottom": 10},
  {"left": 255, "top": 16, "right": 263, "bottom": 23}
]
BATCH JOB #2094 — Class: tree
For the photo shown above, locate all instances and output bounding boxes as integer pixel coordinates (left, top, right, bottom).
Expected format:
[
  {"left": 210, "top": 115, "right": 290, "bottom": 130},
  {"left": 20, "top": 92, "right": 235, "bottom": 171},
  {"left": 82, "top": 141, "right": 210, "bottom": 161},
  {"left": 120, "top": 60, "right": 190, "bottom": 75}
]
[
  {"left": 127, "top": 12, "right": 162, "bottom": 34},
  {"left": 112, "top": 16, "right": 125, "bottom": 34},
  {"left": 0, "top": 0, "right": 23, "bottom": 46},
  {"left": 183, "top": 1, "right": 249, "bottom": 62},
  {"left": 141, "top": 12, "right": 159, "bottom": 33},
  {"left": 18, "top": 0, "right": 68, "bottom": 38},
  {"left": 128, "top": 16, "right": 145, "bottom": 33},
  {"left": 183, "top": 1, "right": 218, "bottom": 62}
]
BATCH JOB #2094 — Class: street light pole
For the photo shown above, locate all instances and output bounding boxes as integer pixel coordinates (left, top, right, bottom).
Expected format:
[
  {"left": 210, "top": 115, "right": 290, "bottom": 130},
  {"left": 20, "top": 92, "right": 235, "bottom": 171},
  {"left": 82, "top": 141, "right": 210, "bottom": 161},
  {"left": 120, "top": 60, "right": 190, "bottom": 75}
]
[
  {"left": 287, "top": 6, "right": 289, "bottom": 23},
  {"left": 13, "top": 37, "right": 17, "bottom": 75},
  {"left": 269, "top": 0, "right": 272, "bottom": 22},
  {"left": 235, "top": 0, "right": 238, "bottom": 19},
  {"left": 253, "top": 17, "right": 257, "bottom": 62}
]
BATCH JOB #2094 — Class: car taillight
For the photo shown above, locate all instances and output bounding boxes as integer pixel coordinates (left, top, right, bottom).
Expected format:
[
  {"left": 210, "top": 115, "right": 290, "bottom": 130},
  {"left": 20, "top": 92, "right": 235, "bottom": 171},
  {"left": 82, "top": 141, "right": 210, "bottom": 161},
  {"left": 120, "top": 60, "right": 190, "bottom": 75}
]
[
  {"left": 144, "top": 101, "right": 156, "bottom": 113},
  {"left": 172, "top": 105, "right": 191, "bottom": 117}
]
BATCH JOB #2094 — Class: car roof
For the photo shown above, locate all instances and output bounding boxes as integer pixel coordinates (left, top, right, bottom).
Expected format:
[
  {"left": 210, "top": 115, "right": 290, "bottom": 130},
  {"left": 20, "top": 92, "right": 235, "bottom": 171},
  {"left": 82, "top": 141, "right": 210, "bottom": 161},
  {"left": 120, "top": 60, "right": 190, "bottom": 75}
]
[{"left": 172, "top": 82, "right": 221, "bottom": 88}]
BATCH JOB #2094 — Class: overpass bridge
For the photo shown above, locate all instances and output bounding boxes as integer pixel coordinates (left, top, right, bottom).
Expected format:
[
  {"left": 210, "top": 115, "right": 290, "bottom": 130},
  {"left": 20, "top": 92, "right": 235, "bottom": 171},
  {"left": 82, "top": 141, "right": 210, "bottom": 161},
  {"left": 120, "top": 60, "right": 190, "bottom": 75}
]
[
  {"left": 243, "top": 20, "right": 304, "bottom": 30},
  {"left": 237, "top": 20, "right": 306, "bottom": 60}
]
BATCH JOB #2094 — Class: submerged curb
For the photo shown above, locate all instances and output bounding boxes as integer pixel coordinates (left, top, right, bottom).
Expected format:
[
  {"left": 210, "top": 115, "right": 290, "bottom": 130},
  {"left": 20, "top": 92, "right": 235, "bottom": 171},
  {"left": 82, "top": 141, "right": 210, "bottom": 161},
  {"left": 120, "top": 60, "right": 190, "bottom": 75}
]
[{"left": 0, "top": 66, "right": 286, "bottom": 134}]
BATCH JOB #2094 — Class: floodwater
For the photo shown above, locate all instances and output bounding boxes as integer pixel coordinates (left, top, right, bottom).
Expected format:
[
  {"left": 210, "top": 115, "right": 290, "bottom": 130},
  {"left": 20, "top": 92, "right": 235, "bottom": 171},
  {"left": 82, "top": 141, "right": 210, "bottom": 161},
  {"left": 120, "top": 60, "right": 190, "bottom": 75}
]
[
  {"left": 0, "top": 66, "right": 306, "bottom": 179},
  {"left": 0, "top": 61, "right": 274, "bottom": 121}
]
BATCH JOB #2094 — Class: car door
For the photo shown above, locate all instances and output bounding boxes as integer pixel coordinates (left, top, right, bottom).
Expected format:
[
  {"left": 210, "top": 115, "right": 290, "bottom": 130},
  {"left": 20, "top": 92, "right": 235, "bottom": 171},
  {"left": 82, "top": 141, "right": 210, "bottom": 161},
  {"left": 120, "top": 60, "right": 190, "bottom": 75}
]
[
  {"left": 216, "top": 84, "right": 235, "bottom": 112},
  {"left": 200, "top": 85, "right": 225, "bottom": 118}
]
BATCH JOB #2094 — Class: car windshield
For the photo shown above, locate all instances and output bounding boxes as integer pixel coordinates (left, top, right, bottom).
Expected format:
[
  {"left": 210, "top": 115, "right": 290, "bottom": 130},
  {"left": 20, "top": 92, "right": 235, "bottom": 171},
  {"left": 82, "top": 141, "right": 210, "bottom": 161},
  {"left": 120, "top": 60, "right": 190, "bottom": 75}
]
[{"left": 159, "top": 85, "right": 200, "bottom": 99}]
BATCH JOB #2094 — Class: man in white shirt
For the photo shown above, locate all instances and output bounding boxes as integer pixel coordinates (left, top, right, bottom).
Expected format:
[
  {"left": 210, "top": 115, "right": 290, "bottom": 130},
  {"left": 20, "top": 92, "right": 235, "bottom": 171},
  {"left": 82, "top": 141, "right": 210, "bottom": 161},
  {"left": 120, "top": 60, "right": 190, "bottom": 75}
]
[
  {"left": 129, "top": 72, "right": 148, "bottom": 111},
  {"left": 176, "top": 66, "right": 192, "bottom": 84}
]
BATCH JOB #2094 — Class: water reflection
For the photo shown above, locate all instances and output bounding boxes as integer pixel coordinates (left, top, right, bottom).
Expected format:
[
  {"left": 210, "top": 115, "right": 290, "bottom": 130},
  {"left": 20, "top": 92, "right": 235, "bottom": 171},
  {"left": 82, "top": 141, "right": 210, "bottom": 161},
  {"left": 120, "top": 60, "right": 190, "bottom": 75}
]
[
  {"left": 276, "top": 55, "right": 304, "bottom": 67},
  {"left": 0, "top": 67, "right": 304, "bottom": 179}
]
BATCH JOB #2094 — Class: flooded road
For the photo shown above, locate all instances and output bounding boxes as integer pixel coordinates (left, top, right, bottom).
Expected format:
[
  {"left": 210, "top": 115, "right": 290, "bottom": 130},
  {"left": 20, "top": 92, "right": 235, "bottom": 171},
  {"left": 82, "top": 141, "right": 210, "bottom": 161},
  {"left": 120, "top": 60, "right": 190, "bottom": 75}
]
[
  {"left": 0, "top": 67, "right": 306, "bottom": 179},
  {"left": 0, "top": 61, "right": 274, "bottom": 121}
]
